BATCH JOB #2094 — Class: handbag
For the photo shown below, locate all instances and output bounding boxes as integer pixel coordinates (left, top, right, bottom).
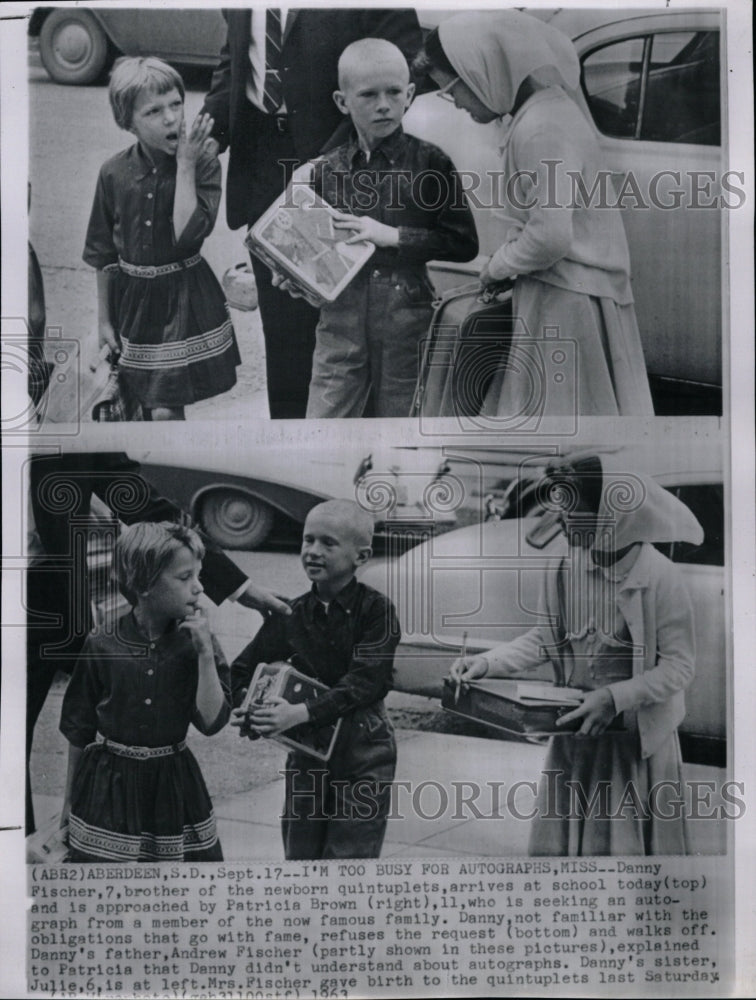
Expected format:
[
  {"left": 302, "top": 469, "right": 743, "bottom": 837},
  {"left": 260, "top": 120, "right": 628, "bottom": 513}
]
[
  {"left": 412, "top": 279, "right": 513, "bottom": 418},
  {"left": 221, "top": 262, "right": 259, "bottom": 311},
  {"left": 39, "top": 343, "right": 141, "bottom": 423},
  {"left": 26, "top": 814, "right": 70, "bottom": 864},
  {"left": 91, "top": 349, "right": 143, "bottom": 422}
]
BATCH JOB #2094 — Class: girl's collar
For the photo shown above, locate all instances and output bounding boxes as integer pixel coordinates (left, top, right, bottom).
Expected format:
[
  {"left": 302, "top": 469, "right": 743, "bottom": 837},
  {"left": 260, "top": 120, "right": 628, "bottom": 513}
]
[
  {"left": 137, "top": 141, "right": 174, "bottom": 171},
  {"left": 131, "top": 608, "right": 177, "bottom": 642}
]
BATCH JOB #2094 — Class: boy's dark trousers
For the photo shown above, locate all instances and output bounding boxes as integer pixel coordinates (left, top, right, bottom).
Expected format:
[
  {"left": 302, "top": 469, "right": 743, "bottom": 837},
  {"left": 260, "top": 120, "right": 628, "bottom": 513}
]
[
  {"left": 281, "top": 703, "right": 396, "bottom": 860},
  {"left": 306, "top": 265, "right": 435, "bottom": 419}
]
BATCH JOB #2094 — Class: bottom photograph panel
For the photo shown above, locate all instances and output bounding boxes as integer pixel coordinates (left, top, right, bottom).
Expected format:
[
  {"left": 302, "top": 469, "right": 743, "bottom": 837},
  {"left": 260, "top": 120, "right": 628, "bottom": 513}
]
[{"left": 17, "top": 422, "right": 740, "bottom": 998}]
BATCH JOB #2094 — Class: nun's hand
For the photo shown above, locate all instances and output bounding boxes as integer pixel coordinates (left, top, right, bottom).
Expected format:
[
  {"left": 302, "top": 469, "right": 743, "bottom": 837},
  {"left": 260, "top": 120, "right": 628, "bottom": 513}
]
[
  {"left": 556, "top": 687, "right": 617, "bottom": 737},
  {"left": 450, "top": 654, "right": 488, "bottom": 684},
  {"left": 479, "top": 254, "right": 513, "bottom": 288},
  {"left": 479, "top": 260, "right": 496, "bottom": 287}
]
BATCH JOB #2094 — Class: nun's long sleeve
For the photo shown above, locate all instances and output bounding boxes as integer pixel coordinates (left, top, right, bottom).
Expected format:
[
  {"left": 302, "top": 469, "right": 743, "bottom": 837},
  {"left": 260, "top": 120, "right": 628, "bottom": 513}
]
[{"left": 486, "top": 89, "right": 635, "bottom": 305}]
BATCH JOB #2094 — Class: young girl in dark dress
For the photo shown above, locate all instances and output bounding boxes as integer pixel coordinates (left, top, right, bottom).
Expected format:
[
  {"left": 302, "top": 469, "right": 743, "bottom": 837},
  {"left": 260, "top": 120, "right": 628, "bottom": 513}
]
[
  {"left": 60, "top": 522, "right": 230, "bottom": 862},
  {"left": 83, "top": 57, "right": 240, "bottom": 420}
]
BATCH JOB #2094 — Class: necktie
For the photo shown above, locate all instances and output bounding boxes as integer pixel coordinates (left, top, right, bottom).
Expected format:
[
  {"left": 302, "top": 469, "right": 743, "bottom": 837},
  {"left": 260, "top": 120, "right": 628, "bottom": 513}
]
[{"left": 262, "top": 8, "right": 284, "bottom": 113}]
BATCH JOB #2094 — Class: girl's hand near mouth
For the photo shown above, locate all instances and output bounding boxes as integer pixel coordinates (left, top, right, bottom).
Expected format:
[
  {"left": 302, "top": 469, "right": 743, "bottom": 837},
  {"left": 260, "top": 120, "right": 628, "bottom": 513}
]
[
  {"left": 176, "top": 112, "right": 214, "bottom": 167},
  {"left": 174, "top": 112, "right": 214, "bottom": 239},
  {"left": 179, "top": 607, "right": 214, "bottom": 658}
]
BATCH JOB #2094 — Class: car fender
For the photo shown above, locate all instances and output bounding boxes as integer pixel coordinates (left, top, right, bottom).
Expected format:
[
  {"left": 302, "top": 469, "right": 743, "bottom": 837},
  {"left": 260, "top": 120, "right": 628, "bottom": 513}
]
[
  {"left": 29, "top": 7, "right": 113, "bottom": 42},
  {"left": 138, "top": 463, "right": 327, "bottom": 528}
]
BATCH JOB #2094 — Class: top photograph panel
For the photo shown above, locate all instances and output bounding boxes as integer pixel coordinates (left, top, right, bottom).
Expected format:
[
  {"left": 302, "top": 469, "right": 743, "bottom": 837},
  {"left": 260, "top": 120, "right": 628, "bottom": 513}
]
[{"left": 27, "top": 7, "right": 729, "bottom": 426}]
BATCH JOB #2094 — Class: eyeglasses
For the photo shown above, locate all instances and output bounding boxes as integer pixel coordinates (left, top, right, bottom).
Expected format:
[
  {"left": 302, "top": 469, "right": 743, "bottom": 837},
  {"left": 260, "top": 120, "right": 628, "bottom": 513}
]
[{"left": 435, "top": 77, "right": 461, "bottom": 103}]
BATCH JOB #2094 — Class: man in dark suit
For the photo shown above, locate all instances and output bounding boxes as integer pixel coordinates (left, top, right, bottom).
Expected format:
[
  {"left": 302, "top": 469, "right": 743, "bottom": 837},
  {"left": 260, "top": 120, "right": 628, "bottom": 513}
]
[
  {"left": 201, "top": 8, "right": 423, "bottom": 419},
  {"left": 25, "top": 452, "right": 289, "bottom": 834}
]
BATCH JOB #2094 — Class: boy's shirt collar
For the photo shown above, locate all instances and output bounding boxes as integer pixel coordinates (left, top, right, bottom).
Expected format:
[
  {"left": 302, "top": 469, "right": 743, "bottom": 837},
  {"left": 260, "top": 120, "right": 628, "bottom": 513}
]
[
  {"left": 305, "top": 575, "right": 360, "bottom": 618},
  {"left": 346, "top": 125, "right": 406, "bottom": 168}
]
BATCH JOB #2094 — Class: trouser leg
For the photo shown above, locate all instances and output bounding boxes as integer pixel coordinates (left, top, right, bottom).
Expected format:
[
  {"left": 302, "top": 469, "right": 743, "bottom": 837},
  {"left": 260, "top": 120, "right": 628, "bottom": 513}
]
[
  {"left": 281, "top": 758, "right": 330, "bottom": 860},
  {"left": 281, "top": 707, "right": 397, "bottom": 860},
  {"left": 305, "top": 279, "right": 370, "bottom": 418},
  {"left": 249, "top": 254, "right": 318, "bottom": 419},
  {"left": 367, "top": 273, "right": 433, "bottom": 418}
]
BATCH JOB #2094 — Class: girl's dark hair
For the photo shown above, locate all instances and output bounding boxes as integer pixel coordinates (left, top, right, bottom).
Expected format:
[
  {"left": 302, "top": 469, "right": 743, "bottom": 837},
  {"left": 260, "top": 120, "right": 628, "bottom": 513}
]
[{"left": 412, "top": 27, "right": 458, "bottom": 81}]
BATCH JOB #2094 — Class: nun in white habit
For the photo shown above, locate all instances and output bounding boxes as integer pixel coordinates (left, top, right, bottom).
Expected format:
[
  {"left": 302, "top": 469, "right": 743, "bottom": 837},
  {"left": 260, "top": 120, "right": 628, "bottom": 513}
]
[
  {"left": 414, "top": 12, "right": 654, "bottom": 417},
  {"left": 451, "top": 455, "right": 703, "bottom": 856}
]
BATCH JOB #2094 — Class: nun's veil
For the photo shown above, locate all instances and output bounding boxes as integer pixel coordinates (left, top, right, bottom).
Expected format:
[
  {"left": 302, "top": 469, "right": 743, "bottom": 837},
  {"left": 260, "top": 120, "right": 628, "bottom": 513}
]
[
  {"left": 437, "top": 11, "right": 582, "bottom": 117},
  {"left": 544, "top": 455, "right": 705, "bottom": 552}
]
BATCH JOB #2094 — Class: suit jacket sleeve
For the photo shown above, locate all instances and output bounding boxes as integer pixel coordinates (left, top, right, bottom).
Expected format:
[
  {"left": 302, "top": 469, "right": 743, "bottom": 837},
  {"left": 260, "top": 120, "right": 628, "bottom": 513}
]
[
  {"left": 202, "top": 10, "right": 233, "bottom": 152},
  {"left": 89, "top": 454, "right": 248, "bottom": 606}
]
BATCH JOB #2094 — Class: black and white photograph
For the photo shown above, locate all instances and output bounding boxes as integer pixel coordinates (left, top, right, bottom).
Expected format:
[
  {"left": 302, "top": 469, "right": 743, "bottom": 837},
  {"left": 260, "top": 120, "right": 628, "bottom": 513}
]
[
  {"left": 1, "top": 1, "right": 754, "bottom": 998},
  {"left": 21, "top": 5, "right": 731, "bottom": 424}
]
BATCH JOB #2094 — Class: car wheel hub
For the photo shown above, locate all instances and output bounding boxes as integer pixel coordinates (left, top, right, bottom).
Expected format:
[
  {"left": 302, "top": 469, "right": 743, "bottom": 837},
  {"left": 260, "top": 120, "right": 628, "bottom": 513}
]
[
  {"left": 53, "top": 23, "right": 94, "bottom": 68},
  {"left": 220, "top": 496, "right": 258, "bottom": 532}
]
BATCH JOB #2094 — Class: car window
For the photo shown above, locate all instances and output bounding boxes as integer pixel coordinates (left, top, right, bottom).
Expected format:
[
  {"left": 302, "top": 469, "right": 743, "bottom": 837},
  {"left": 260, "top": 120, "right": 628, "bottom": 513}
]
[
  {"left": 641, "top": 32, "right": 720, "bottom": 145},
  {"left": 582, "top": 31, "right": 720, "bottom": 146},
  {"left": 582, "top": 37, "right": 645, "bottom": 138},
  {"left": 659, "top": 484, "right": 724, "bottom": 567}
]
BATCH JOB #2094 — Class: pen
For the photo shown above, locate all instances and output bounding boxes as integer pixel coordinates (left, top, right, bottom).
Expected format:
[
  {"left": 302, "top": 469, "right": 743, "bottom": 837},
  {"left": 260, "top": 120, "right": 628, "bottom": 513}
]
[{"left": 455, "top": 631, "right": 468, "bottom": 704}]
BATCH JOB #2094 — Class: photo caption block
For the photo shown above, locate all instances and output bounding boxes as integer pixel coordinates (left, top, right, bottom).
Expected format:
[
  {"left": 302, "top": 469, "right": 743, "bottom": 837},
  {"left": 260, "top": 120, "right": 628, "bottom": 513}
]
[{"left": 28, "top": 856, "right": 730, "bottom": 998}]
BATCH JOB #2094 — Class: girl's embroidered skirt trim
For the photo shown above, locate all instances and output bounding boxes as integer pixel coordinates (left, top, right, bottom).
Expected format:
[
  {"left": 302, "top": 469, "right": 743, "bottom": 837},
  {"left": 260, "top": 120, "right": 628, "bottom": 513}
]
[
  {"left": 67, "top": 742, "right": 223, "bottom": 862},
  {"left": 109, "top": 257, "right": 241, "bottom": 410}
]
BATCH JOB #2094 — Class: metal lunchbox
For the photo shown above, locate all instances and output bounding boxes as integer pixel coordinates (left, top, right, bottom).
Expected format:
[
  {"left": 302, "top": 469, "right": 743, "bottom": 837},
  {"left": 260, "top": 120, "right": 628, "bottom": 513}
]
[{"left": 239, "top": 661, "right": 341, "bottom": 761}]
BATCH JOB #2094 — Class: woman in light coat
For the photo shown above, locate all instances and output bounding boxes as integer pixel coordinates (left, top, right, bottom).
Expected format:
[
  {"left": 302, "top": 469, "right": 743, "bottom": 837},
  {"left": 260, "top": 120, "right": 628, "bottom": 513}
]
[
  {"left": 451, "top": 455, "right": 702, "bottom": 855},
  {"left": 414, "top": 12, "right": 654, "bottom": 417}
]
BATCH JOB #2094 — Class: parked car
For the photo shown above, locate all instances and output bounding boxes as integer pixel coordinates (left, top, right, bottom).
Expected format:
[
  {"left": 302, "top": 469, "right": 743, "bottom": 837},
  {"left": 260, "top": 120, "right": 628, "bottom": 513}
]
[
  {"left": 360, "top": 442, "right": 726, "bottom": 766},
  {"left": 407, "top": 8, "right": 724, "bottom": 413},
  {"left": 29, "top": 7, "right": 225, "bottom": 84},
  {"left": 30, "top": 8, "right": 724, "bottom": 410},
  {"left": 87, "top": 446, "right": 457, "bottom": 552}
]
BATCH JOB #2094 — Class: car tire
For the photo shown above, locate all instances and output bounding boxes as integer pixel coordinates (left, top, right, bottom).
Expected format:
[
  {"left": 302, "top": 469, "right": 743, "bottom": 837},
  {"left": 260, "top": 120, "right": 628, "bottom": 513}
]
[
  {"left": 39, "top": 9, "right": 111, "bottom": 85},
  {"left": 198, "top": 490, "right": 275, "bottom": 550}
]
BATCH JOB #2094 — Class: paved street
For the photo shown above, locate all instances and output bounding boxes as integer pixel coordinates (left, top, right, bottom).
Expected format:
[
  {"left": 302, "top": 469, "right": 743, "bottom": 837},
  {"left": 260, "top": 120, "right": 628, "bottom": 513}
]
[{"left": 28, "top": 49, "right": 270, "bottom": 421}]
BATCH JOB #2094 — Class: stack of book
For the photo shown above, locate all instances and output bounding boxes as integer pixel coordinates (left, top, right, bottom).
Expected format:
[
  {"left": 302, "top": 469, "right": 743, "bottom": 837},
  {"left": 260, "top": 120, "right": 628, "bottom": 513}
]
[{"left": 442, "top": 678, "right": 623, "bottom": 738}]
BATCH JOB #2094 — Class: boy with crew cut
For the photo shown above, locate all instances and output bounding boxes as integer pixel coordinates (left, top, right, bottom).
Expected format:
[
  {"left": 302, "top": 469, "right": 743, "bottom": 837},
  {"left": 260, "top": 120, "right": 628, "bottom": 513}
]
[
  {"left": 296, "top": 37, "right": 478, "bottom": 418},
  {"left": 231, "top": 500, "right": 400, "bottom": 859}
]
